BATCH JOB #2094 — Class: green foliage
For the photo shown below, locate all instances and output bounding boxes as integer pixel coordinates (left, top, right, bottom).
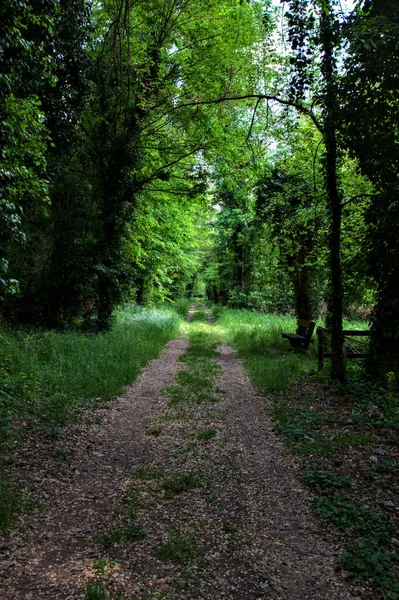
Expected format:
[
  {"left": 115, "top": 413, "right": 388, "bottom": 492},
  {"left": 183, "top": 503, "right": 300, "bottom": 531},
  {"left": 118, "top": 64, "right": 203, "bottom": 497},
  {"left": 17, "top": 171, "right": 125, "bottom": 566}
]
[
  {"left": 314, "top": 495, "right": 399, "bottom": 593},
  {"left": 334, "top": 375, "right": 399, "bottom": 430},
  {"left": 219, "top": 309, "right": 315, "bottom": 392},
  {"left": 0, "top": 306, "right": 181, "bottom": 451},
  {"left": 171, "top": 299, "right": 192, "bottom": 318},
  {"left": 303, "top": 470, "right": 354, "bottom": 493},
  {"left": 197, "top": 426, "right": 217, "bottom": 441},
  {"left": 256, "top": 149, "right": 323, "bottom": 320},
  {"left": 342, "top": 538, "right": 399, "bottom": 598},
  {"left": 314, "top": 493, "right": 393, "bottom": 541},
  {"left": 340, "top": 2, "right": 399, "bottom": 379},
  {"left": 100, "top": 524, "right": 147, "bottom": 548},
  {"left": 161, "top": 473, "right": 204, "bottom": 499},
  {"left": 84, "top": 582, "right": 109, "bottom": 600},
  {"left": 155, "top": 527, "right": 205, "bottom": 567},
  {"left": 0, "top": 476, "right": 23, "bottom": 531}
]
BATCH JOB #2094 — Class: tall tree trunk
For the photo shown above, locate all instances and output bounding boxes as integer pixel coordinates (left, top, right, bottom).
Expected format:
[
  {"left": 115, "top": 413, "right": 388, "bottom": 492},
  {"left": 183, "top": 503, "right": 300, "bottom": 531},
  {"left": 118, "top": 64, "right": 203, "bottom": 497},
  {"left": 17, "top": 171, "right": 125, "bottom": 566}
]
[
  {"left": 320, "top": 0, "right": 345, "bottom": 380},
  {"left": 294, "top": 261, "right": 312, "bottom": 321}
]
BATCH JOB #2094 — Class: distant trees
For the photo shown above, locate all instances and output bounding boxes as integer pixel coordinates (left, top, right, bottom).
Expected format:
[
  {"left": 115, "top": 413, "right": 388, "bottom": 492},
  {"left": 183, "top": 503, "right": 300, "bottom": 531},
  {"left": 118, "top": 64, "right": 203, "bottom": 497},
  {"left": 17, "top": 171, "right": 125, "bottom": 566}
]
[
  {"left": 1, "top": 0, "right": 398, "bottom": 383},
  {"left": 256, "top": 163, "right": 321, "bottom": 321},
  {"left": 1, "top": 0, "right": 262, "bottom": 329}
]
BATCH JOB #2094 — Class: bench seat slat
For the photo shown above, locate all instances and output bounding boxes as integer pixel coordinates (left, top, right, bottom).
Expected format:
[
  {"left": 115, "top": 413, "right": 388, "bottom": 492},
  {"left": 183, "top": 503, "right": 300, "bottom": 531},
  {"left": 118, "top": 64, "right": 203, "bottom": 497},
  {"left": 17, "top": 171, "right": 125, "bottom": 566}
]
[{"left": 282, "top": 333, "right": 306, "bottom": 340}]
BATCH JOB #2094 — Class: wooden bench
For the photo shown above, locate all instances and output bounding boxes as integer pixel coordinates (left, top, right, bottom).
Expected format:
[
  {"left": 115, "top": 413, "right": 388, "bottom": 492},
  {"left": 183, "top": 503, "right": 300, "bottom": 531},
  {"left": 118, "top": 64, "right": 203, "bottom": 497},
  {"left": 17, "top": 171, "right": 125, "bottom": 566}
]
[
  {"left": 317, "top": 327, "right": 370, "bottom": 369},
  {"left": 282, "top": 319, "right": 316, "bottom": 351}
]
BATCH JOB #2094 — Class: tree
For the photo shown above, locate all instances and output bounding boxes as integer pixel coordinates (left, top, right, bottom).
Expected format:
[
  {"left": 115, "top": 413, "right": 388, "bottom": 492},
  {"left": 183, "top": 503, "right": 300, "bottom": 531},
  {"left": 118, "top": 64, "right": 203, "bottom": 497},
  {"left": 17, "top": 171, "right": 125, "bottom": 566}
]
[
  {"left": 212, "top": 181, "right": 256, "bottom": 307},
  {"left": 256, "top": 161, "right": 322, "bottom": 320},
  {"left": 341, "top": 0, "right": 399, "bottom": 379},
  {"left": 0, "top": 0, "right": 56, "bottom": 299},
  {"left": 1, "top": 0, "right": 264, "bottom": 328},
  {"left": 283, "top": 0, "right": 346, "bottom": 377}
]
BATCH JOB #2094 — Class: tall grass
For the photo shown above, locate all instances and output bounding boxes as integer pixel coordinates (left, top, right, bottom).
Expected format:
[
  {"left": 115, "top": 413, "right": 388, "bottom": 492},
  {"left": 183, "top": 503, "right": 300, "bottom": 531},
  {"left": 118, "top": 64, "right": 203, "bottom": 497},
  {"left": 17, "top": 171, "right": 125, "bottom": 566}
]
[
  {"left": 0, "top": 305, "right": 182, "bottom": 441},
  {"left": 217, "top": 308, "right": 370, "bottom": 393},
  {"left": 0, "top": 304, "right": 182, "bottom": 530},
  {"left": 218, "top": 309, "right": 317, "bottom": 393},
  {"left": 170, "top": 298, "right": 192, "bottom": 318}
]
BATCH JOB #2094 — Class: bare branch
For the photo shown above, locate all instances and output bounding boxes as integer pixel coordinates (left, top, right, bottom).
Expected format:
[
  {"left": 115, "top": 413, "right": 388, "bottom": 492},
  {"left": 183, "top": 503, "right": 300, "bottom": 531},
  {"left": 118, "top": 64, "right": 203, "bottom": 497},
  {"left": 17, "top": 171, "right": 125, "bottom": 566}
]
[
  {"left": 175, "top": 94, "right": 322, "bottom": 132},
  {"left": 246, "top": 98, "right": 263, "bottom": 143}
]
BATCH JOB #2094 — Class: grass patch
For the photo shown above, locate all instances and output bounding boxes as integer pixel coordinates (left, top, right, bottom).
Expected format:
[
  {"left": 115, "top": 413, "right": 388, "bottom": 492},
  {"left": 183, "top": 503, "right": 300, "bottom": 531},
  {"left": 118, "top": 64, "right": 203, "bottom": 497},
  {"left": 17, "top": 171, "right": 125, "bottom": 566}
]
[
  {"left": 0, "top": 305, "right": 181, "bottom": 445},
  {"left": 314, "top": 495, "right": 392, "bottom": 539},
  {"left": 190, "top": 310, "right": 209, "bottom": 322},
  {"left": 161, "top": 473, "right": 204, "bottom": 499},
  {"left": 197, "top": 426, "right": 217, "bottom": 441},
  {"left": 147, "top": 425, "right": 163, "bottom": 437},
  {"left": 0, "top": 476, "right": 23, "bottom": 531},
  {"left": 92, "top": 557, "right": 119, "bottom": 580},
  {"left": 84, "top": 582, "right": 109, "bottom": 600},
  {"left": 313, "top": 494, "right": 399, "bottom": 595},
  {"left": 218, "top": 309, "right": 315, "bottom": 393},
  {"left": 162, "top": 316, "right": 222, "bottom": 414},
  {"left": 132, "top": 465, "right": 163, "bottom": 481},
  {"left": 171, "top": 298, "right": 191, "bottom": 318},
  {"left": 342, "top": 538, "right": 399, "bottom": 597},
  {"left": 303, "top": 470, "right": 354, "bottom": 493},
  {"left": 155, "top": 527, "right": 205, "bottom": 567},
  {"left": 100, "top": 523, "right": 147, "bottom": 547},
  {"left": 163, "top": 386, "right": 216, "bottom": 406}
]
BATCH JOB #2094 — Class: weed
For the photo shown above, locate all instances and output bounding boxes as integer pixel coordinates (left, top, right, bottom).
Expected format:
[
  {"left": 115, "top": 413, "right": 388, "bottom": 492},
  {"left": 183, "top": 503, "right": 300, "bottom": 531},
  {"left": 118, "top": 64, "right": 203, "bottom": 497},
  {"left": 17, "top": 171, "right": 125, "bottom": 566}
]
[
  {"left": 169, "top": 445, "right": 190, "bottom": 457},
  {"left": 156, "top": 411, "right": 186, "bottom": 423},
  {"left": 206, "top": 494, "right": 220, "bottom": 504},
  {"left": 155, "top": 527, "right": 205, "bottom": 566},
  {"left": 303, "top": 470, "right": 354, "bottom": 493},
  {"left": 92, "top": 557, "right": 118, "bottom": 579},
  {"left": 161, "top": 473, "right": 203, "bottom": 498},
  {"left": 210, "top": 304, "right": 224, "bottom": 320},
  {"left": 147, "top": 425, "right": 163, "bottom": 437},
  {"left": 273, "top": 403, "right": 370, "bottom": 455},
  {"left": 100, "top": 523, "right": 147, "bottom": 547},
  {"left": 190, "top": 309, "right": 208, "bottom": 322},
  {"left": 53, "top": 449, "right": 72, "bottom": 461},
  {"left": 222, "top": 522, "right": 239, "bottom": 534},
  {"left": 132, "top": 465, "right": 163, "bottom": 481},
  {"left": 120, "top": 489, "right": 143, "bottom": 520},
  {"left": 0, "top": 476, "right": 23, "bottom": 531},
  {"left": 171, "top": 298, "right": 191, "bottom": 318},
  {"left": 197, "top": 427, "right": 217, "bottom": 441},
  {"left": 84, "top": 582, "right": 109, "bottom": 600},
  {"left": 314, "top": 495, "right": 392, "bottom": 540},
  {"left": 176, "top": 370, "right": 215, "bottom": 391},
  {"left": 341, "top": 538, "right": 399, "bottom": 595}
]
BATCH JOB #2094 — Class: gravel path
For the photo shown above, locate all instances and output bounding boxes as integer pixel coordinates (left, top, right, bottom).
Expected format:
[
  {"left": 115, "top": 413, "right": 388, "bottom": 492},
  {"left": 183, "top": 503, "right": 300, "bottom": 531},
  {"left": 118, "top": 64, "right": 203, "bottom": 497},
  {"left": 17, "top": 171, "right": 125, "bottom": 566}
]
[{"left": 0, "top": 328, "right": 362, "bottom": 599}]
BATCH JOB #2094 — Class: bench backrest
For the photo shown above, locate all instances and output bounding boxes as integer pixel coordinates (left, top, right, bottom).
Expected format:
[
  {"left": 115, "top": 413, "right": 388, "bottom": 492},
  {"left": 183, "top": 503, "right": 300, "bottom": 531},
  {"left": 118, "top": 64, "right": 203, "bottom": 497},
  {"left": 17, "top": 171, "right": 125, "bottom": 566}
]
[{"left": 296, "top": 319, "right": 316, "bottom": 341}]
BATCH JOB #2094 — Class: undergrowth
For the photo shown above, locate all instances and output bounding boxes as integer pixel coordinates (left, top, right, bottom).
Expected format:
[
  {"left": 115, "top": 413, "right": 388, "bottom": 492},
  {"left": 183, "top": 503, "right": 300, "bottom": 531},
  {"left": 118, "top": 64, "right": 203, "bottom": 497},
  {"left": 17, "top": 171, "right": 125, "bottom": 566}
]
[
  {"left": 0, "top": 304, "right": 182, "bottom": 530},
  {"left": 216, "top": 308, "right": 315, "bottom": 392}
]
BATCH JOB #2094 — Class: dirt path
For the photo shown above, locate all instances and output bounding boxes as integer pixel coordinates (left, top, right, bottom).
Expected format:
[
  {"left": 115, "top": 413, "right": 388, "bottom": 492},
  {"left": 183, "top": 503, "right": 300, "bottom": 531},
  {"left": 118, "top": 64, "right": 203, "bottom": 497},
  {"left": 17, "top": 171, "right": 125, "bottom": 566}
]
[{"left": 0, "top": 313, "right": 363, "bottom": 599}]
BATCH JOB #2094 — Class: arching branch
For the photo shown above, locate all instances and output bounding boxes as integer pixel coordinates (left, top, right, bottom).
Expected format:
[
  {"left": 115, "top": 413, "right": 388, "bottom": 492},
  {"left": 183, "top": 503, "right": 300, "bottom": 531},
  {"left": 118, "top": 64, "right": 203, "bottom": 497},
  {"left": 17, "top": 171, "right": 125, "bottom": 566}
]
[{"left": 175, "top": 94, "right": 323, "bottom": 133}]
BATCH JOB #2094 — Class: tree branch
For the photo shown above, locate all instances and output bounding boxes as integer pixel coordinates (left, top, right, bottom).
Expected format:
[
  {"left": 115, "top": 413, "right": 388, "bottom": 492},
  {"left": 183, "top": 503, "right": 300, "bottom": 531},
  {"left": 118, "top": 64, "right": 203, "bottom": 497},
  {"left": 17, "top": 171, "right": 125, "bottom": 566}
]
[
  {"left": 342, "top": 193, "right": 379, "bottom": 208},
  {"left": 175, "top": 94, "right": 322, "bottom": 132},
  {"left": 246, "top": 98, "right": 263, "bottom": 143}
]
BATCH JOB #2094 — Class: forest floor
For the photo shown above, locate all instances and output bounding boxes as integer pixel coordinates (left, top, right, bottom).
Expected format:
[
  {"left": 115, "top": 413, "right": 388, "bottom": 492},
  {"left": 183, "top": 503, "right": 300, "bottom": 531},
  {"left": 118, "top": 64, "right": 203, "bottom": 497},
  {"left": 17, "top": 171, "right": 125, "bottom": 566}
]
[{"left": 0, "top": 305, "right": 367, "bottom": 600}]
